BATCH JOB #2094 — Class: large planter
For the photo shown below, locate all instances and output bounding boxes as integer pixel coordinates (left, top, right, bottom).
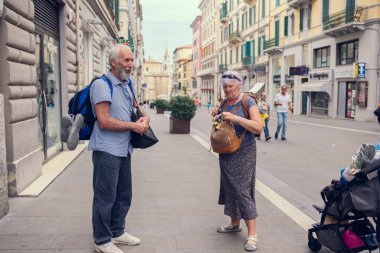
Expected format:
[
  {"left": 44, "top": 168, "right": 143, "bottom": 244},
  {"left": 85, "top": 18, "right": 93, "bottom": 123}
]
[
  {"left": 156, "top": 107, "right": 165, "bottom": 114},
  {"left": 170, "top": 117, "right": 191, "bottom": 134}
]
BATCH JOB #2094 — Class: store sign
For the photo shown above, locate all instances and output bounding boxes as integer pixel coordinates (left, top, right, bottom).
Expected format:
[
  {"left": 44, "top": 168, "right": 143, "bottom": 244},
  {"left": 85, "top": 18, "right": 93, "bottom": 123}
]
[
  {"left": 273, "top": 75, "right": 281, "bottom": 83},
  {"left": 335, "top": 64, "right": 355, "bottom": 79},
  {"left": 285, "top": 75, "right": 294, "bottom": 83},
  {"left": 309, "top": 70, "right": 333, "bottom": 82},
  {"left": 254, "top": 65, "right": 267, "bottom": 74},
  {"left": 357, "top": 62, "right": 366, "bottom": 79},
  {"left": 289, "top": 66, "right": 309, "bottom": 76},
  {"left": 47, "top": 42, "right": 58, "bottom": 55}
]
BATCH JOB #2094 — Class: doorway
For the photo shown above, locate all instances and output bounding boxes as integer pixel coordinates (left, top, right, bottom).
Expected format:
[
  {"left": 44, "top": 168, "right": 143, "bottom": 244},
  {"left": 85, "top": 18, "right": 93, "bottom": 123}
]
[{"left": 35, "top": 32, "right": 62, "bottom": 160}]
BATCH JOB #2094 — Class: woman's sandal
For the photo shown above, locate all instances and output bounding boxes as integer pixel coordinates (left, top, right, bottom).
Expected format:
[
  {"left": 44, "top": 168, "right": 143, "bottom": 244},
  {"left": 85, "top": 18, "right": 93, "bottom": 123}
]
[
  {"left": 217, "top": 224, "right": 242, "bottom": 233},
  {"left": 244, "top": 236, "right": 259, "bottom": 251}
]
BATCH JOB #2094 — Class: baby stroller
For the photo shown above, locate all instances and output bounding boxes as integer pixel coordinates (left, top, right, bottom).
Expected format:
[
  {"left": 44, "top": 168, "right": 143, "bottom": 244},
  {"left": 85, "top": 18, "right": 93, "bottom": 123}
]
[{"left": 308, "top": 144, "right": 380, "bottom": 253}]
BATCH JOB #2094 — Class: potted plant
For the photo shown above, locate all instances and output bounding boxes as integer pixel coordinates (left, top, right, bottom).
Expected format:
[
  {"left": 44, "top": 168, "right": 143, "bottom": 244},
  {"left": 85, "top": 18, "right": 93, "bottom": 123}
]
[
  {"left": 154, "top": 99, "right": 169, "bottom": 114},
  {"left": 169, "top": 95, "right": 196, "bottom": 134}
]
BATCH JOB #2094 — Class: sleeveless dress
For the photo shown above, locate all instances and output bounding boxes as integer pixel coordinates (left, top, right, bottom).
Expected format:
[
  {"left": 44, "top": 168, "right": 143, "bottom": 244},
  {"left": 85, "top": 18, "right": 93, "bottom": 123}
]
[{"left": 218, "top": 96, "right": 258, "bottom": 220}]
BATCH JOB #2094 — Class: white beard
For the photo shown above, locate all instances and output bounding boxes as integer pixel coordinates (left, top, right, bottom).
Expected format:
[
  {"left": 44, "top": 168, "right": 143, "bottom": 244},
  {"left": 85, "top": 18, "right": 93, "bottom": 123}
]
[{"left": 118, "top": 67, "right": 130, "bottom": 81}]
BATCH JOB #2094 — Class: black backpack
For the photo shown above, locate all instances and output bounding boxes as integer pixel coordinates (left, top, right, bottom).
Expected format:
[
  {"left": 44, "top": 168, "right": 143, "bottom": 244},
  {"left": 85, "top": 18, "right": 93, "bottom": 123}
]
[{"left": 68, "top": 75, "right": 113, "bottom": 140}]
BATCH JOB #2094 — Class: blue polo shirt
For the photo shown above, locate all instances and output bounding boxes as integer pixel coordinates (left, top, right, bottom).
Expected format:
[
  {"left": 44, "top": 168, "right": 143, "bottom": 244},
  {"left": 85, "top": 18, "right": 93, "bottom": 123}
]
[{"left": 88, "top": 71, "right": 136, "bottom": 157}]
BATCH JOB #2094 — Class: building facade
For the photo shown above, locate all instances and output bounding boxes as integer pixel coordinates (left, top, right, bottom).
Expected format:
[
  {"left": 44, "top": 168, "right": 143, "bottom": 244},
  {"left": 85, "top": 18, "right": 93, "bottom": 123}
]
[
  {"left": 172, "top": 45, "right": 193, "bottom": 95},
  {"left": 0, "top": 0, "right": 120, "bottom": 202},
  {"left": 190, "top": 15, "right": 202, "bottom": 99},
  {"left": 198, "top": 0, "right": 220, "bottom": 106},
  {"left": 119, "top": 0, "right": 144, "bottom": 101},
  {"left": 209, "top": 0, "right": 380, "bottom": 121},
  {"left": 143, "top": 54, "right": 172, "bottom": 101}
]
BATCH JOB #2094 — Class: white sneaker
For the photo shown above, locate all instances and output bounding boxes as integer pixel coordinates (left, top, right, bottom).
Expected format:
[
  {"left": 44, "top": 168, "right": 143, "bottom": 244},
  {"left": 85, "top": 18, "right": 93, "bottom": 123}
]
[
  {"left": 112, "top": 232, "right": 141, "bottom": 245},
  {"left": 94, "top": 241, "right": 123, "bottom": 253}
]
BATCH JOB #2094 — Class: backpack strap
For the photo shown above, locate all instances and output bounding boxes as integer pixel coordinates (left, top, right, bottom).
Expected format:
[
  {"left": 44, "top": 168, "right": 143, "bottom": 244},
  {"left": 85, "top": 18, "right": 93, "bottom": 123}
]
[
  {"left": 99, "top": 74, "right": 113, "bottom": 96},
  {"left": 241, "top": 94, "right": 249, "bottom": 119},
  {"left": 75, "top": 75, "right": 113, "bottom": 116}
]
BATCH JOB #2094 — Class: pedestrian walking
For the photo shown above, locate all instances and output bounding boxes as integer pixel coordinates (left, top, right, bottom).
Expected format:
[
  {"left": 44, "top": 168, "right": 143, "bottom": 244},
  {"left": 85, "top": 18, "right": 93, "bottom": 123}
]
[
  {"left": 207, "top": 101, "right": 211, "bottom": 112},
  {"left": 258, "top": 93, "right": 271, "bottom": 141},
  {"left": 374, "top": 104, "right": 380, "bottom": 124},
  {"left": 274, "top": 85, "right": 292, "bottom": 141},
  {"left": 194, "top": 97, "right": 200, "bottom": 109},
  {"left": 89, "top": 44, "right": 149, "bottom": 253},
  {"left": 211, "top": 70, "right": 263, "bottom": 252}
]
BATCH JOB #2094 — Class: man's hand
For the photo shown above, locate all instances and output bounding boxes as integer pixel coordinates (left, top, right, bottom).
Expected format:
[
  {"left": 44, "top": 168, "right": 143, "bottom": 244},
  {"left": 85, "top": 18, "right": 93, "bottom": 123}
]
[
  {"left": 133, "top": 122, "right": 148, "bottom": 135},
  {"left": 137, "top": 116, "right": 149, "bottom": 126}
]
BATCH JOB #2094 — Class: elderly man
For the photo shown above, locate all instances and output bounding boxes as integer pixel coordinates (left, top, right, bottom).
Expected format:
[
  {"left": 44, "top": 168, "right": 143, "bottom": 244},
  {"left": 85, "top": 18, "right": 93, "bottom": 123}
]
[
  {"left": 89, "top": 44, "right": 149, "bottom": 253},
  {"left": 274, "top": 85, "right": 292, "bottom": 141}
]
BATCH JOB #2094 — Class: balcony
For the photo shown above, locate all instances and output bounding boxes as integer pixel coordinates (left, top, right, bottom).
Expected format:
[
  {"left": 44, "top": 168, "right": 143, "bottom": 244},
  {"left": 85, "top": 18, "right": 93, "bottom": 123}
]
[
  {"left": 263, "top": 38, "right": 282, "bottom": 55},
  {"left": 219, "top": 64, "right": 228, "bottom": 73},
  {"left": 288, "top": 0, "right": 311, "bottom": 9},
  {"left": 220, "top": 3, "right": 228, "bottom": 24},
  {"left": 229, "top": 32, "right": 242, "bottom": 45},
  {"left": 323, "top": 6, "right": 368, "bottom": 37}
]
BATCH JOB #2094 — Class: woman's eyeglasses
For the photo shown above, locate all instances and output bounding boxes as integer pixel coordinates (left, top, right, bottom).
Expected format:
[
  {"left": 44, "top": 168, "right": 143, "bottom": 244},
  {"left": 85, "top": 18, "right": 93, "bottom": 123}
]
[{"left": 222, "top": 74, "right": 242, "bottom": 82}]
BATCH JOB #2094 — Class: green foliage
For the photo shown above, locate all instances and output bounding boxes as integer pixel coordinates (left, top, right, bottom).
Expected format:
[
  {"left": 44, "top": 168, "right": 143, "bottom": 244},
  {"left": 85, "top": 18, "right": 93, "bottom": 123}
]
[
  {"left": 154, "top": 99, "right": 169, "bottom": 110},
  {"left": 170, "top": 96, "right": 196, "bottom": 120}
]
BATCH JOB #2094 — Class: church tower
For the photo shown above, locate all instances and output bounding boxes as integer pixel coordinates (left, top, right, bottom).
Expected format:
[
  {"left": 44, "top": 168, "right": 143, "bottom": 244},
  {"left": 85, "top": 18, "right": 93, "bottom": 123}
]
[{"left": 161, "top": 45, "right": 172, "bottom": 74}]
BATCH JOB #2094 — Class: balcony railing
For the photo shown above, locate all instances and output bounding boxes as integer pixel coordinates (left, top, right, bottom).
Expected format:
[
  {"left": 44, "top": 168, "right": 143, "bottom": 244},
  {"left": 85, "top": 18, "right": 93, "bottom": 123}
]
[
  {"left": 288, "top": 0, "right": 311, "bottom": 9},
  {"left": 229, "top": 32, "right": 242, "bottom": 44},
  {"left": 263, "top": 38, "right": 279, "bottom": 50},
  {"left": 242, "top": 56, "right": 255, "bottom": 66},
  {"left": 219, "top": 64, "right": 228, "bottom": 73},
  {"left": 323, "top": 6, "right": 368, "bottom": 31}
]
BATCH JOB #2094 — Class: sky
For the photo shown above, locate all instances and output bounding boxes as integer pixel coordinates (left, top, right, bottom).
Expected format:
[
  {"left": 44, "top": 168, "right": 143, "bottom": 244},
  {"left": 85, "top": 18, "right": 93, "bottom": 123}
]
[{"left": 141, "top": 0, "right": 201, "bottom": 62}]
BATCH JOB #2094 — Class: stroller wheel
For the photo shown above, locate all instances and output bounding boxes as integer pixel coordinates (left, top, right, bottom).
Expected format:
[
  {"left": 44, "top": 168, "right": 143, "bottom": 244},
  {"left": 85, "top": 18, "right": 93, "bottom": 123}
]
[{"left": 308, "top": 238, "right": 322, "bottom": 252}]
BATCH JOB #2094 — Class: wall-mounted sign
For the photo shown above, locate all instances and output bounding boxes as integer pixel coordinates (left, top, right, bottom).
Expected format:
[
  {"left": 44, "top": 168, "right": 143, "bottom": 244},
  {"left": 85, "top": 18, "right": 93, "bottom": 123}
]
[
  {"left": 309, "top": 70, "right": 333, "bottom": 82},
  {"left": 254, "top": 65, "right": 267, "bottom": 74},
  {"left": 285, "top": 75, "right": 294, "bottom": 83},
  {"left": 289, "top": 66, "right": 309, "bottom": 76},
  {"left": 357, "top": 62, "right": 366, "bottom": 79},
  {"left": 335, "top": 64, "right": 356, "bottom": 79},
  {"left": 273, "top": 75, "right": 281, "bottom": 83}
]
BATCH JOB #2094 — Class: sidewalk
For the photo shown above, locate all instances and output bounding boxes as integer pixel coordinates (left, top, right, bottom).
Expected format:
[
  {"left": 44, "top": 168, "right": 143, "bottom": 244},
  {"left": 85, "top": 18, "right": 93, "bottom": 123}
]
[{"left": 0, "top": 108, "right": 317, "bottom": 253}]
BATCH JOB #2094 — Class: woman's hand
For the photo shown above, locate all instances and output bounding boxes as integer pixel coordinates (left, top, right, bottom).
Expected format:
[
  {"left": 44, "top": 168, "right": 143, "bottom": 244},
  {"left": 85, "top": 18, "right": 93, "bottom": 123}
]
[
  {"left": 221, "top": 112, "right": 239, "bottom": 123},
  {"left": 211, "top": 107, "right": 221, "bottom": 117}
]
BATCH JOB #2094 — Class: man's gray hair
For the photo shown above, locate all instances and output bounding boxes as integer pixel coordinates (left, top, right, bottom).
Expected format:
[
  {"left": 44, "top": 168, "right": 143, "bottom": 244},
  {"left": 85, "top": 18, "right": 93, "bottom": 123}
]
[
  {"left": 220, "top": 70, "right": 243, "bottom": 86},
  {"left": 108, "top": 44, "right": 132, "bottom": 66}
]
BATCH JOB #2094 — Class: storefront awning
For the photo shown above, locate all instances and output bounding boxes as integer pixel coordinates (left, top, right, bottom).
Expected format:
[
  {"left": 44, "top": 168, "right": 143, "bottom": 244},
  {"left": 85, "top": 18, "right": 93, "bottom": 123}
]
[
  {"left": 249, "top": 83, "right": 265, "bottom": 94},
  {"left": 300, "top": 82, "right": 332, "bottom": 97}
]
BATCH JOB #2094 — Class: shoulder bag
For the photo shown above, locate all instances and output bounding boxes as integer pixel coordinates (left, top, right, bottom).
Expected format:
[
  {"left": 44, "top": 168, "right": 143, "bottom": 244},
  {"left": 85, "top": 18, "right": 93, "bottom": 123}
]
[
  {"left": 126, "top": 81, "right": 158, "bottom": 149},
  {"left": 210, "top": 96, "right": 247, "bottom": 154}
]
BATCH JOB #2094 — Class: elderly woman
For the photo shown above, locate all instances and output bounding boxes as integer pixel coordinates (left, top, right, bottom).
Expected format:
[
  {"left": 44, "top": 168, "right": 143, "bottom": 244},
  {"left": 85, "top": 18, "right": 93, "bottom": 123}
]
[{"left": 211, "top": 71, "right": 263, "bottom": 251}]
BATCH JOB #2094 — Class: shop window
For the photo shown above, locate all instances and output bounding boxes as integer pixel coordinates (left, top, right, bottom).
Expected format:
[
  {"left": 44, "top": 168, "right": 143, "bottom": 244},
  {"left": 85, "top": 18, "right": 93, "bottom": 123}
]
[
  {"left": 311, "top": 92, "right": 329, "bottom": 116},
  {"left": 314, "top": 46, "right": 330, "bottom": 68},
  {"left": 337, "top": 40, "right": 358, "bottom": 65}
]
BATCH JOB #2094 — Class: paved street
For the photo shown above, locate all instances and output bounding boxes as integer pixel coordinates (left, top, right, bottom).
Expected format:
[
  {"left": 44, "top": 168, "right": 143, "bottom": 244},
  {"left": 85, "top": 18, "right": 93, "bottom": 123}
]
[{"left": 0, "top": 106, "right": 379, "bottom": 252}]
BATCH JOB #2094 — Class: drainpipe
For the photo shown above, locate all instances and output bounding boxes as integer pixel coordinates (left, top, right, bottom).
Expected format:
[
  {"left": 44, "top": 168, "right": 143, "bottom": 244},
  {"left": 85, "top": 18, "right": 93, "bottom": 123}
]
[
  {"left": 76, "top": 0, "right": 81, "bottom": 88},
  {"left": 366, "top": 27, "right": 380, "bottom": 107}
]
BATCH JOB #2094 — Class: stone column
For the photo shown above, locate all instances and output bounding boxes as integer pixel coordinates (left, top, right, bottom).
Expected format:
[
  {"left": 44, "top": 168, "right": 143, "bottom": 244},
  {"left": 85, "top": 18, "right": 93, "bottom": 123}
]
[{"left": 0, "top": 94, "right": 8, "bottom": 219}]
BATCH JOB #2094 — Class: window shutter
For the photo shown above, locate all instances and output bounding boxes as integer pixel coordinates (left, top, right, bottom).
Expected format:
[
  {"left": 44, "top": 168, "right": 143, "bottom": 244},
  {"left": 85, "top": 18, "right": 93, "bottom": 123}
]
[
  {"left": 249, "top": 7, "right": 252, "bottom": 26},
  {"left": 246, "top": 41, "right": 251, "bottom": 57},
  {"left": 34, "top": 0, "right": 59, "bottom": 36},
  {"left": 284, "top": 16, "right": 288, "bottom": 36},
  {"left": 262, "top": 0, "right": 266, "bottom": 18},
  {"left": 300, "top": 8, "right": 304, "bottom": 32},
  {"left": 323, "top": 0, "right": 329, "bottom": 22},
  {"left": 258, "top": 37, "right": 261, "bottom": 55}
]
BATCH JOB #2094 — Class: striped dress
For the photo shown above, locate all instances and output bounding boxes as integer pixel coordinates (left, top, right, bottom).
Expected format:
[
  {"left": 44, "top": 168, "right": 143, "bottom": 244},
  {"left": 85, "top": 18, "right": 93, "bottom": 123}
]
[{"left": 218, "top": 96, "right": 258, "bottom": 220}]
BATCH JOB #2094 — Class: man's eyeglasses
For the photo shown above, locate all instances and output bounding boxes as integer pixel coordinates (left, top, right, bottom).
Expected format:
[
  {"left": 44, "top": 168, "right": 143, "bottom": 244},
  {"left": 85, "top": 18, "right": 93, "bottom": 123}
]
[{"left": 222, "top": 74, "right": 242, "bottom": 82}]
